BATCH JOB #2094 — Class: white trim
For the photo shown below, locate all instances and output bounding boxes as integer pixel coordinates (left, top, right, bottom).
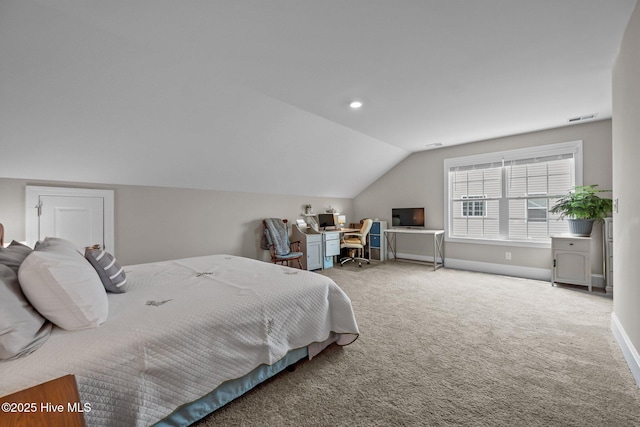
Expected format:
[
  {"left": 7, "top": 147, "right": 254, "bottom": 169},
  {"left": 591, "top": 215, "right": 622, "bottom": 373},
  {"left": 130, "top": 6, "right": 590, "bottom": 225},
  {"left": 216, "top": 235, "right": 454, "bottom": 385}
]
[
  {"left": 25, "top": 186, "right": 115, "bottom": 254},
  {"left": 443, "top": 140, "right": 583, "bottom": 171},
  {"left": 444, "top": 258, "right": 551, "bottom": 281},
  {"left": 442, "top": 258, "right": 605, "bottom": 288},
  {"left": 611, "top": 312, "right": 640, "bottom": 388},
  {"left": 445, "top": 236, "right": 552, "bottom": 248}
]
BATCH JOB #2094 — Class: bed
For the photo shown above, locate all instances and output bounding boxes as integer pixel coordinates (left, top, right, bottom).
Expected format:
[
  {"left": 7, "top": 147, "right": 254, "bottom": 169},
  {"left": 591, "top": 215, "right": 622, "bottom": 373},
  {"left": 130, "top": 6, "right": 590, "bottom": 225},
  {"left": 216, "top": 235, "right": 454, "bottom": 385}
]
[{"left": 0, "top": 232, "right": 359, "bottom": 426}]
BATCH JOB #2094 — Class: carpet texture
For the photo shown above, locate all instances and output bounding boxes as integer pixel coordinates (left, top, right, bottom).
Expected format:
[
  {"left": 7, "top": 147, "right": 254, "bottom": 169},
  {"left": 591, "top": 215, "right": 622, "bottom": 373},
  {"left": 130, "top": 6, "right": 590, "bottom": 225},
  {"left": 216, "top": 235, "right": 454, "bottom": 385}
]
[{"left": 194, "top": 263, "right": 640, "bottom": 426}]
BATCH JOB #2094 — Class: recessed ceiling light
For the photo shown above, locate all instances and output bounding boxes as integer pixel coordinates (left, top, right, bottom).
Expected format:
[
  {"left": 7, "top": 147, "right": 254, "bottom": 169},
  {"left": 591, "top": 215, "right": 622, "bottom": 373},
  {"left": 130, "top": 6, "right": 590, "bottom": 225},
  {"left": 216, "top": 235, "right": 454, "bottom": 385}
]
[{"left": 349, "top": 101, "right": 363, "bottom": 109}]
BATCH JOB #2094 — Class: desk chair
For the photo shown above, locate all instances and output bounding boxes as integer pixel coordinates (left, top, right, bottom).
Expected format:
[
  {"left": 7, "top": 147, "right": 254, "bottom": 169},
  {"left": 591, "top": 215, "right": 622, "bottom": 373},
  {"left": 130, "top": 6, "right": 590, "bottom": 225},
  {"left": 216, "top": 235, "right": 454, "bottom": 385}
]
[
  {"left": 340, "top": 218, "right": 373, "bottom": 267},
  {"left": 262, "top": 219, "right": 304, "bottom": 269}
]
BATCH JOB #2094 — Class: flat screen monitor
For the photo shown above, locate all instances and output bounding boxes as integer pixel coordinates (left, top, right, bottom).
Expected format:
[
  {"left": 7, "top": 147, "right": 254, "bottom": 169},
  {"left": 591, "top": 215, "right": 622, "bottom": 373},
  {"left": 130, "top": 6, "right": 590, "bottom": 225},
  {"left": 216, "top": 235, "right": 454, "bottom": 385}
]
[
  {"left": 391, "top": 207, "right": 425, "bottom": 228},
  {"left": 317, "top": 213, "right": 336, "bottom": 230}
]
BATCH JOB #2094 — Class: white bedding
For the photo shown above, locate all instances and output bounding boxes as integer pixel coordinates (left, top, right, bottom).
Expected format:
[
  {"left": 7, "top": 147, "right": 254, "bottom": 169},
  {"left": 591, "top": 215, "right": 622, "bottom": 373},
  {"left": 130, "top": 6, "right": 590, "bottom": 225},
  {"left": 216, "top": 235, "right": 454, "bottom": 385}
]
[{"left": 0, "top": 255, "right": 359, "bottom": 426}]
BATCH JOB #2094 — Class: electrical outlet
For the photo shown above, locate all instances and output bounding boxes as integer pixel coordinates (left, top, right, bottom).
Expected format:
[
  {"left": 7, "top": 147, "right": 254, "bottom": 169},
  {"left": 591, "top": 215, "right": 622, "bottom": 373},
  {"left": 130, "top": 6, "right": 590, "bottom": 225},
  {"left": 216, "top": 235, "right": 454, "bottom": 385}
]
[{"left": 505, "top": 252, "right": 512, "bottom": 260}]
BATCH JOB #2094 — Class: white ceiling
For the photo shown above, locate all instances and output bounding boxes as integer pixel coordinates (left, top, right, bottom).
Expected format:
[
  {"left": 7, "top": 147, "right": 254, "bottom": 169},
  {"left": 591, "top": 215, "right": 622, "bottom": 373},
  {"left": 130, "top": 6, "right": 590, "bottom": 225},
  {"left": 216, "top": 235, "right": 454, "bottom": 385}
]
[{"left": 0, "top": 1, "right": 636, "bottom": 198}]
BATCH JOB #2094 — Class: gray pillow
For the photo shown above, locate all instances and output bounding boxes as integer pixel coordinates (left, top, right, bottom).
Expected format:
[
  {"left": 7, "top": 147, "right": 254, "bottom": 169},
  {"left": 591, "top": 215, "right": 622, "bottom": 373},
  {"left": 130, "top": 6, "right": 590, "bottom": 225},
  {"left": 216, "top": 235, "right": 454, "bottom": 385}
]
[
  {"left": 0, "top": 241, "right": 52, "bottom": 360},
  {"left": 85, "top": 246, "right": 127, "bottom": 293}
]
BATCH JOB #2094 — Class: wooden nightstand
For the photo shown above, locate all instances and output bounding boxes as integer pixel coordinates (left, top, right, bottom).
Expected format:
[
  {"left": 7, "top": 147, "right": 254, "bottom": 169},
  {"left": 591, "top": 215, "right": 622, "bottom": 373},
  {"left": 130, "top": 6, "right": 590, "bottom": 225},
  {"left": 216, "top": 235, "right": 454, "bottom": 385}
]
[{"left": 0, "top": 375, "right": 86, "bottom": 427}]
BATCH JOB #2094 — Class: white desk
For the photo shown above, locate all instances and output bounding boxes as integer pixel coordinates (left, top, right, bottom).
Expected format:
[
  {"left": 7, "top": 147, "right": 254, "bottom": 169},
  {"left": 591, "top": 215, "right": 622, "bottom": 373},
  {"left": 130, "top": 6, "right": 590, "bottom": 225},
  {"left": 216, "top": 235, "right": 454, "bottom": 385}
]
[
  {"left": 292, "top": 226, "right": 360, "bottom": 270},
  {"left": 383, "top": 228, "right": 445, "bottom": 271}
]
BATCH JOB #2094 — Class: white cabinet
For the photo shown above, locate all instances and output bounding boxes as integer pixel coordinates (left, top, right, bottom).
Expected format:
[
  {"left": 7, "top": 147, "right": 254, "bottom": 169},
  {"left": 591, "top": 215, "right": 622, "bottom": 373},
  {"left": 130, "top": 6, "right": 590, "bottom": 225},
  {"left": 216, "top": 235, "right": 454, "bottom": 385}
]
[
  {"left": 323, "top": 231, "right": 340, "bottom": 269},
  {"left": 292, "top": 226, "right": 323, "bottom": 271},
  {"left": 323, "top": 232, "right": 340, "bottom": 256},
  {"left": 552, "top": 236, "right": 592, "bottom": 292},
  {"left": 306, "top": 239, "right": 323, "bottom": 271},
  {"left": 604, "top": 218, "right": 613, "bottom": 293},
  {"left": 369, "top": 220, "right": 387, "bottom": 261},
  {"left": 291, "top": 226, "right": 343, "bottom": 271}
]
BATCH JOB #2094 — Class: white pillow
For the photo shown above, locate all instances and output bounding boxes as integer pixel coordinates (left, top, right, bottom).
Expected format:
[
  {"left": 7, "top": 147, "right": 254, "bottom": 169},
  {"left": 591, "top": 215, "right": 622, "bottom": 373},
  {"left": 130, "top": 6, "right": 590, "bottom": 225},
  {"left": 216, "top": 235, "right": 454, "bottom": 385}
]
[{"left": 18, "top": 239, "right": 108, "bottom": 330}]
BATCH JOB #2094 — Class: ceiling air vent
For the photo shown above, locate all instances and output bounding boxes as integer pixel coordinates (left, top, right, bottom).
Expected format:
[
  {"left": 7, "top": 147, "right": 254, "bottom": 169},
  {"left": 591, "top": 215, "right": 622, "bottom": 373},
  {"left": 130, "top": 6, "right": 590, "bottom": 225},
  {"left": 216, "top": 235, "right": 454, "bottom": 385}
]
[
  {"left": 568, "top": 113, "right": 598, "bottom": 123},
  {"left": 425, "top": 143, "right": 443, "bottom": 149}
]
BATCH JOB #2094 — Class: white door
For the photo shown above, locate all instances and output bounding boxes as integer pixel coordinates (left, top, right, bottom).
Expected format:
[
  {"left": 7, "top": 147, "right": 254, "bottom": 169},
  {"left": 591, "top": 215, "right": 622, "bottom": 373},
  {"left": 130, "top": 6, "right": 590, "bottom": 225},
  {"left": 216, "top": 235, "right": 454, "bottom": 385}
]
[
  {"left": 39, "top": 195, "right": 104, "bottom": 249},
  {"left": 26, "top": 186, "right": 114, "bottom": 253}
]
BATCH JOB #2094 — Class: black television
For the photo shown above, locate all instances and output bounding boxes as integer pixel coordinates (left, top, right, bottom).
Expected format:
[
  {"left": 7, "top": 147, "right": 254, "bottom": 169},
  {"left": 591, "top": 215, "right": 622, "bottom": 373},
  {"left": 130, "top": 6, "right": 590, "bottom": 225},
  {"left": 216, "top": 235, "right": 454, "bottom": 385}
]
[
  {"left": 317, "top": 213, "right": 336, "bottom": 230},
  {"left": 391, "top": 207, "right": 425, "bottom": 228}
]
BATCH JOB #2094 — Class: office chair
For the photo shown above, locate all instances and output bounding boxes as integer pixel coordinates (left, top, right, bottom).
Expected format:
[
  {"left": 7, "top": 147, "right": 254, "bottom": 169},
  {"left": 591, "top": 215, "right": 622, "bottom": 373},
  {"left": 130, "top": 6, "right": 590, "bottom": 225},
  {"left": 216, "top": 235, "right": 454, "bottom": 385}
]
[
  {"left": 261, "top": 218, "right": 304, "bottom": 269},
  {"left": 340, "top": 218, "right": 373, "bottom": 267}
]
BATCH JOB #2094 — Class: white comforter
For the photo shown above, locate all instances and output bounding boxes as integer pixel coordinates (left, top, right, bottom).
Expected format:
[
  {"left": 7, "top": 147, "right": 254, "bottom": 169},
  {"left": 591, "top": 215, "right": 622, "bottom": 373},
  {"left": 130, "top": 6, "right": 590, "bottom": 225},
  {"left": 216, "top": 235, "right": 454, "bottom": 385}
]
[{"left": 0, "top": 255, "right": 359, "bottom": 426}]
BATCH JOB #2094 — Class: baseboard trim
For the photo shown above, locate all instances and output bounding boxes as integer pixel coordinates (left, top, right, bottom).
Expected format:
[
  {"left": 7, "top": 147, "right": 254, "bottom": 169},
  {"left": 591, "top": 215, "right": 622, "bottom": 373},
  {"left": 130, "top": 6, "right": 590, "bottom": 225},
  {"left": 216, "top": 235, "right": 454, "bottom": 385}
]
[
  {"left": 392, "top": 254, "right": 605, "bottom": 288},
  {"left": 611, "top": 312, "right": 640, "bottom": 388},
  {"left": 444, "top": 258, "right": 551, "bottom": 282}
]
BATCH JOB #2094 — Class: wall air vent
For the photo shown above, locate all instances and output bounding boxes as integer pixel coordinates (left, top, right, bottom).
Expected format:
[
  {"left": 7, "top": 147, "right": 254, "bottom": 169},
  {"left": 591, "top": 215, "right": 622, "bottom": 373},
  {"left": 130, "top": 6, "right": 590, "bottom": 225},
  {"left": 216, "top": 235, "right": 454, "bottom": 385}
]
[{"left": 568, "top": 113, "right": 598, "bottom": 123}]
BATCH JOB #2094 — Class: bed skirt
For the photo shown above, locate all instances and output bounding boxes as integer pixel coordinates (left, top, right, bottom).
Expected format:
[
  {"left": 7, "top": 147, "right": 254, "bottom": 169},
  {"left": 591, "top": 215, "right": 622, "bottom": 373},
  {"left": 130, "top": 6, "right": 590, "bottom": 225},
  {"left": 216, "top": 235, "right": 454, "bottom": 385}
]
[{"left": 154, "top": 346, "right": 309, "bottom": 426}]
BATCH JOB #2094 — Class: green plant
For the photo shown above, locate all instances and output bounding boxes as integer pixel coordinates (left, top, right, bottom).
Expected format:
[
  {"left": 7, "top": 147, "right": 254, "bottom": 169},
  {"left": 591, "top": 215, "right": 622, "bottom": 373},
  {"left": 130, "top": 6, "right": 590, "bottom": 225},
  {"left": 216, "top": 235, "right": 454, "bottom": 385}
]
[{"left": 549, "top": 185, "right": 612, "bottom": 221}]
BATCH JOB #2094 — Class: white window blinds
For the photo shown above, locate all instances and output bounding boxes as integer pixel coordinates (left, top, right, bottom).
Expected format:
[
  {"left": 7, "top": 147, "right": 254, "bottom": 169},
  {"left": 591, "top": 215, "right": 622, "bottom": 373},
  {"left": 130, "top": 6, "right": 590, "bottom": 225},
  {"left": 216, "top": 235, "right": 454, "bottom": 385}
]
[{"left": 445, "top": 141, "right": 582, "bottom": 243}]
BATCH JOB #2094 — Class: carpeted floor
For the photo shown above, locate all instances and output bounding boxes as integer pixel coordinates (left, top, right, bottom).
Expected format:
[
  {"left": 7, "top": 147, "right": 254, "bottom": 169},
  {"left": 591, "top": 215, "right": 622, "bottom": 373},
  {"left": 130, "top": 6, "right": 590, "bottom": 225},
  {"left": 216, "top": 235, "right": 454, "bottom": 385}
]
[{"left": 195, "top": 262, "right": 640, "bottom": 426}]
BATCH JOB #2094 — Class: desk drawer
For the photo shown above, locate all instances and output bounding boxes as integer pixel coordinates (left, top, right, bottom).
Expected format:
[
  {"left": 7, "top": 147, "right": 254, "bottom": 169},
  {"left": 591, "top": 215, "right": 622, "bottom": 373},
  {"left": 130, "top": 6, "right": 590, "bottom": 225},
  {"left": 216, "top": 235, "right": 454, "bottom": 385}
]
[
  {"left": 552, "top": 238, "right": 590, "bottom": 252},
  {"left": 370, "top": 235, "right": 381, "bottom": 249},
  {"left": 325, "top": 239, "right": 340, "bottom": 256},
  {"left": 324, "top": 232, "right": 340, "bottom": 242}
]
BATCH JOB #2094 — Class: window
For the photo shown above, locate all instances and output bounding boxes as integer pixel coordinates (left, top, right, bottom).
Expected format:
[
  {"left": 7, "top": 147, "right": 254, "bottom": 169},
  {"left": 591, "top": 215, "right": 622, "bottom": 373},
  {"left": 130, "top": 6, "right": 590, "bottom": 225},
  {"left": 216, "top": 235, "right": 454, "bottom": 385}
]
[
  {"left": 462, "top": 195, "right": 486, "bottom": 217},
  {"left": 444, "top": 141, "right": 582, "bottom": 245},
  {"left": 526, "top": 197, "right": 548, "bottom": 222}
]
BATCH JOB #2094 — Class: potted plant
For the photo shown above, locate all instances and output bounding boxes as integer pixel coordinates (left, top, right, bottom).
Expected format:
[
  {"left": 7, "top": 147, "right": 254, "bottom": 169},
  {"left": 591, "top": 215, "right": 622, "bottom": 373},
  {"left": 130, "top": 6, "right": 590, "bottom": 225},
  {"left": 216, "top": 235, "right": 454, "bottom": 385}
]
[
  {"left": 304, "top": 204, "right": 312, "bottom": 214},
  {"left": 549, "top": 185, "right": 613, "bottom": 236}
]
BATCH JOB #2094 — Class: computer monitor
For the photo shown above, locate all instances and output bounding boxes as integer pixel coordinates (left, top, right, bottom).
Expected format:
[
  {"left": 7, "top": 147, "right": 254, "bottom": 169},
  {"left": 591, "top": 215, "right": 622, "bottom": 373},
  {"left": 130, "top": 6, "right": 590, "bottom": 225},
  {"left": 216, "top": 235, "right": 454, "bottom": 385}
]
[
  {"left": 391, "top": 207, "right": 425, "bottom": 228},
  {"left": 317, "top": 213, "right": 336, "bottom": 230}
]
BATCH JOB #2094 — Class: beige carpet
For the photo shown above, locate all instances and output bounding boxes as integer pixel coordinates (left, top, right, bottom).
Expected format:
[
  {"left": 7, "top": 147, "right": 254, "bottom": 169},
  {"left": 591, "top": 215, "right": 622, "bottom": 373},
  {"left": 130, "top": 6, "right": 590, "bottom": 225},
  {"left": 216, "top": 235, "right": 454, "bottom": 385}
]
[{"left": 195, "top": 263, "right": 640, "bottom": 426}]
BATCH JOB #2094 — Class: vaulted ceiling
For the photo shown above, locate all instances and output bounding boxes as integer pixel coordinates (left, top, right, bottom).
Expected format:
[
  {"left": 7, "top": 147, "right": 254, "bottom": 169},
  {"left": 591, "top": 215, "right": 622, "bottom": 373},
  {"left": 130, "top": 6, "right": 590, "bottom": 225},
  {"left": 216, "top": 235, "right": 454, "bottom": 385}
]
[{"left": 1, "top": 1, "right": 636, "bottom": 198}]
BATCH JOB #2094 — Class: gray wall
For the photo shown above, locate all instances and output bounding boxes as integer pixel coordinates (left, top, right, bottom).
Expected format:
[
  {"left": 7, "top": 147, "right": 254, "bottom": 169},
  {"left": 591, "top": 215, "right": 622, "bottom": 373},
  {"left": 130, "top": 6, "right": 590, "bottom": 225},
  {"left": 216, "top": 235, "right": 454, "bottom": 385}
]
[
  {"left": 613, "top": 1, "right": 640, "bottom": 377},
  {"left": 0, "top": 178, "right": 353, "bottom": 266},
  {"left": 354, "top": 119, "right": 612, "bottom": 278}
]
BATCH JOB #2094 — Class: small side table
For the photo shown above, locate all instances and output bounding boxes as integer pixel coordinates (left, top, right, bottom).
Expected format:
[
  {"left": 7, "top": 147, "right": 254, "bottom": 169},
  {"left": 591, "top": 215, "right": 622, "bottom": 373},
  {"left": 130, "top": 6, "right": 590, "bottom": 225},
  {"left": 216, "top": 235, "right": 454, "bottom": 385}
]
[{"left": 551, "top": 235, "right": 592, "bottom": 292}]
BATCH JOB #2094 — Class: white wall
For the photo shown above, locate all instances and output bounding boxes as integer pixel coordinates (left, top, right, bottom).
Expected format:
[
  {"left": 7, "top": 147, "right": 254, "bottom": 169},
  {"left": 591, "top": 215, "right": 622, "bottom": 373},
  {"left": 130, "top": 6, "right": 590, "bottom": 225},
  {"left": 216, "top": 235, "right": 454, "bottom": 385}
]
[
  {"left": 0, "top": 1, "right": 407, "bottom": 200},
  {"left": 612, "top": 2, "right": 640, "bottom": 384},
  {"left": 0, "top": 178, "right": 353, "bottom": 265},
  {"left": 354, "top": 120, "right": 612, "bottom": 280}
]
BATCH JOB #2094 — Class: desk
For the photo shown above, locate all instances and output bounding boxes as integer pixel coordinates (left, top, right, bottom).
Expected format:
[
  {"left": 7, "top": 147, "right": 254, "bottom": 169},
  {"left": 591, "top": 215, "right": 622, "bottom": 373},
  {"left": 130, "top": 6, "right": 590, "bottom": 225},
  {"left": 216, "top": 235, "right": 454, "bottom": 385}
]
[
  {"left": 384, "top": 228, "right": 445, "bottom": 271},
  {"left": 292, "top": 226, "right": 360, "bottom": 270},
  {"left": 321, "top": 228, "right": 361, "bottom": 269}
]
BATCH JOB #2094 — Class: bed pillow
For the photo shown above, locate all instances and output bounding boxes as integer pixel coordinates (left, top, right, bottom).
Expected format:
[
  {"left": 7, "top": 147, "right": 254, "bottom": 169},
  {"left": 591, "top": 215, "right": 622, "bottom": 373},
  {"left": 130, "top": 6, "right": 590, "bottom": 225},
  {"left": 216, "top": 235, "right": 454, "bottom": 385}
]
[
  {"left": 34, "top": 236, "right": 83, "bottom": 255},
  {"left": 0, "top": 241, "right": 52, "bottom": 360},
  {"left": 18, "top": 238, "right": 108, "bottom": 331},
  {"left": 84, "top": 245, "right": 127, "bottom": 293}
]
